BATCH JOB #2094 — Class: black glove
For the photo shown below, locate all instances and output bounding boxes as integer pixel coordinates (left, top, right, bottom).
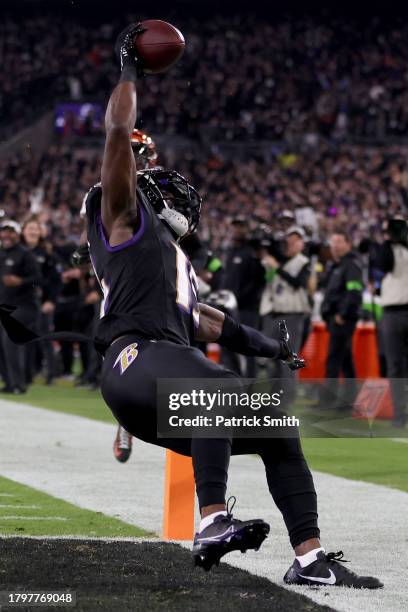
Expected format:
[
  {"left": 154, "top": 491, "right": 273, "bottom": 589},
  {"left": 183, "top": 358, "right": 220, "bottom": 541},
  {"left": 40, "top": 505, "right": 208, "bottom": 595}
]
[
  {"left": 115, "top": 22, "right": 146, "bottom": 78},
  {"left": 278, "top": 320, "right": 306, "bottom": 371},
  {"left": 71, "top": 244, "right": 91, "bottom": 267}
]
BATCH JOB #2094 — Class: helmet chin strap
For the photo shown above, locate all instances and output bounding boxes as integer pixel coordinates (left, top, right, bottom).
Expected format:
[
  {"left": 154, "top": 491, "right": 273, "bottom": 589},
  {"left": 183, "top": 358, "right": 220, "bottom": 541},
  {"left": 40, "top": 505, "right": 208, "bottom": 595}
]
[{"left": 159, "top": 207, "right": 189, "bottom": 238}]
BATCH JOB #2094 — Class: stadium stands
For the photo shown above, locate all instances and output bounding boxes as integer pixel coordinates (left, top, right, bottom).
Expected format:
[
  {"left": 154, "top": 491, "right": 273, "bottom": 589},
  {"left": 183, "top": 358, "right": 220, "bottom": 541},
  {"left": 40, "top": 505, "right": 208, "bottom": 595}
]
[{"left": 3, "top": 11, "right": 408, "bottom": 142}]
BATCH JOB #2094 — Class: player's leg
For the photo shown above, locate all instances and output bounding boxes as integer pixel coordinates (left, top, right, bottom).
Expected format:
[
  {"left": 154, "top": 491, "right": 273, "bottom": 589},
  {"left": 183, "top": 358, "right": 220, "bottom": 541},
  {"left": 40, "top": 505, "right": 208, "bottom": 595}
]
[
  {"left": 229, "top": 431, "right": 382, "bottom": 588},
  {"left": 190, "top": 433, "right": 269, "bottom": 571},
  {"left": 258, "top": 437, "right": 320, "bottom": 550},
  {"left": 100, "top": 336, "right": 270, "bottom": 569},
  {"left": 257, "top": 437, "right": 381, "bottom": 588}
]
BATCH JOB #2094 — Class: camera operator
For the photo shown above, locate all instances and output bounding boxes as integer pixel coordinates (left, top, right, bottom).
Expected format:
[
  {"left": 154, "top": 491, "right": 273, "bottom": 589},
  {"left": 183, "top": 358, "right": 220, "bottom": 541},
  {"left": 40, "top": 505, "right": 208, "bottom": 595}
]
[
  {"left": 375, "top": 217, "right": 408, "bottom": 428},
  {"left": 221, "top": 216, "right": 266, "bottom": 377},
  {"left": 260, "top": 226, "right": 311, "bottom": 383}
]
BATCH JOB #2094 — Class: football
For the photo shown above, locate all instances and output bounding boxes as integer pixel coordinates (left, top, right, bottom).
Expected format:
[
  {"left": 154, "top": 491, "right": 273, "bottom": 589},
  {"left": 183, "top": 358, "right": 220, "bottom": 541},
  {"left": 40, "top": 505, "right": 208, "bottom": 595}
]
[{"left": 135, "top": 20, "right": 185, "bottom": 74}]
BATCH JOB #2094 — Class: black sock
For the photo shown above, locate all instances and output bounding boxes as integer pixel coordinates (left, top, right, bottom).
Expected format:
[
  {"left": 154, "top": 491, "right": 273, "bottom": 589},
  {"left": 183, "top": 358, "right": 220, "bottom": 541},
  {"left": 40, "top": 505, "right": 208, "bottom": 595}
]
[{"left": 192, "top": 437, "right": 231, "bottom": 509}]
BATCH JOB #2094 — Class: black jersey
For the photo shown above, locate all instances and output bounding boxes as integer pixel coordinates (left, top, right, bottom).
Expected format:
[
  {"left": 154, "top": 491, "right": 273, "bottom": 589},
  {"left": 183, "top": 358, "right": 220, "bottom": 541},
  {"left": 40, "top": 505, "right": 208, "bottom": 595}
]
[{"left": 85, "top": 184, "right": 199, "bottom": 354}]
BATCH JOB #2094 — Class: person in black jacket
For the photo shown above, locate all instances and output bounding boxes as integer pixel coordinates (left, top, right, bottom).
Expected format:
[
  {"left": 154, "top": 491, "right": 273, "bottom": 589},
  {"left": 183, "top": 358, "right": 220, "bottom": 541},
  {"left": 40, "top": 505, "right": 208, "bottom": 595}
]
[
  {"left": 221, "top": 216, "right": 265, "bottom": 376},
  {"left": 374, "top": 218, "right": 408, "bottom": 427},
  {"left": 53, "top": 233, "right": 83, "bottom": 378},
  {"left": 0, "top": 220, "right": 42, "bottom": 393},
  {"left": 22, "top": 217, "right": 63, "bottom": 384},
  {"left": 320, "top": 230, "right": 363, "bottom": 408}
]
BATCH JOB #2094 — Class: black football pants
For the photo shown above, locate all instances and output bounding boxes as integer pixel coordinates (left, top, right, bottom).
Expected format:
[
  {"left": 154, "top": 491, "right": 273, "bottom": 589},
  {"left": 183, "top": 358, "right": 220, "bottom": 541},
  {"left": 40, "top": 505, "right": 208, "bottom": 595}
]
[
  {"left": 323, "top": 318, "right": 358, "bottom": 407},
  {"left": 101, "top": 335, "right": 319, "bottom": 547},
  {"left": 0, "top": 306, "right": 38, "bottom": 391}
]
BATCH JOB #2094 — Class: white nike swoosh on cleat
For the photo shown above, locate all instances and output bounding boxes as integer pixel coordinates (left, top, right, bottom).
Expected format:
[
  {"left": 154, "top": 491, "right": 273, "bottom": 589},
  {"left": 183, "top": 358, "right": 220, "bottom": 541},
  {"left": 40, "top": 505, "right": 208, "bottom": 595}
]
[
  {"left": 298, "top": 569, "right": 336, "bottom": 585},
  {"left": 196, "top": 525, "right": 235, "bottom": 543}
]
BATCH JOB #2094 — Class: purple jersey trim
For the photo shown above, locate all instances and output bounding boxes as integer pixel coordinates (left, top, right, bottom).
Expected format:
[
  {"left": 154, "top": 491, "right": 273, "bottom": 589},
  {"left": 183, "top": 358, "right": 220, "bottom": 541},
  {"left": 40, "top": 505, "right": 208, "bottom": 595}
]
[{"left": 97, "top": 204, "right": 145, "bottom": 252}]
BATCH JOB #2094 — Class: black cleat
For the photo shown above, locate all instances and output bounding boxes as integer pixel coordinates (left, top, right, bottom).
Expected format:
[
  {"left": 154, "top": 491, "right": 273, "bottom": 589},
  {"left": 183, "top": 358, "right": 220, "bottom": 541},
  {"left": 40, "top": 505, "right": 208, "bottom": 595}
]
[
  {"left": 193, "top": 497, "right": 270, "bottom": 571},
  {"left": 284, "top": 550, "right": 383, "bottom": 588}
]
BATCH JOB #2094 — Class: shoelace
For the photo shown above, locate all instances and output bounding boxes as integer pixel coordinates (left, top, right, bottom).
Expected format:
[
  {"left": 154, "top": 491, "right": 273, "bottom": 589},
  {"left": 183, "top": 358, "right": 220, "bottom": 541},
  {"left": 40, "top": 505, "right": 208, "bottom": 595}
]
[
  {"left": 226, "top": 495, "right": 236, "bottom": 518},
  {"left": 324, "top": 551, "right": 362, "bottom": 582},
  {"left": 326, "top": 551, "right": 349, "bottom": 563},
  {"left": 118, "top": 427, "right": 131, "bottom": 449},
  {"left": 224, "top": 495, "right": 244, "bottom": 526}
]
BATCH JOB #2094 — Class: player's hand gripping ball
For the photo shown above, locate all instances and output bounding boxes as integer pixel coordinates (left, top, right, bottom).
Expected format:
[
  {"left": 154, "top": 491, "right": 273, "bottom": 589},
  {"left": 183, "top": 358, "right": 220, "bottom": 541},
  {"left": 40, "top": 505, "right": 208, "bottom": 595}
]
[{"left": 134, "top": 19, "right": 185, "bottom": 74}]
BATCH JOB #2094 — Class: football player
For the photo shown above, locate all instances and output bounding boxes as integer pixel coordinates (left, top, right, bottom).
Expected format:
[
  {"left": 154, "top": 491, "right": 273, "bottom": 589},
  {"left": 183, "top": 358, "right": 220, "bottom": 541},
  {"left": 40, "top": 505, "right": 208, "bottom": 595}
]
[
  {"left": 1, "top": 22, "right": 382, "bottom": 586},
  {"left": 79, "top": 23, "right": 384, "bottom": 583}
]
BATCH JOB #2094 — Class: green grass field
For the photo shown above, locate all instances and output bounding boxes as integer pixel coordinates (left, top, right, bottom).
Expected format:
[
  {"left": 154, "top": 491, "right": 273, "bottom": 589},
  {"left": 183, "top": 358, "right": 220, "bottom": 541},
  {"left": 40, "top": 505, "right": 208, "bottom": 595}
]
[
  {"left": 2, "top": 380, "right": 114, "bottom": 423},
  {"left": 3, "top": 382, "right": 408, "bottom": 495},
  {"left": 302, "top": 438, "right": 408, "bottom": 492},
  {"left": 0, "top": 476, "right": 151, "bottom": 538}
]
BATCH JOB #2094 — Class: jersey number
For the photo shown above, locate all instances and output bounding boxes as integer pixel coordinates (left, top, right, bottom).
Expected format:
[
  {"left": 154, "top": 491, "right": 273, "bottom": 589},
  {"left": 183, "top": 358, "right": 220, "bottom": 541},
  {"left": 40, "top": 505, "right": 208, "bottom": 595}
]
[{"left": 174, "top": 243, "right": 199, "bottom": 326}]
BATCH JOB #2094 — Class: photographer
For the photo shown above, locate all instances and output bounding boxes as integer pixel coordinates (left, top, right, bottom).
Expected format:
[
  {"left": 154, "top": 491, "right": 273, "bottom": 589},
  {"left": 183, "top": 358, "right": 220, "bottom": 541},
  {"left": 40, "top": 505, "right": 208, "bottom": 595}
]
[
  {"left": 260, "top": 226, "right": 311, "bottom": 382},
  {"left": 375, "top": 217, "right": 408, "bottom": 428},
  {"left": 221, "top": 216, "right": 266, "bottom": 377}
]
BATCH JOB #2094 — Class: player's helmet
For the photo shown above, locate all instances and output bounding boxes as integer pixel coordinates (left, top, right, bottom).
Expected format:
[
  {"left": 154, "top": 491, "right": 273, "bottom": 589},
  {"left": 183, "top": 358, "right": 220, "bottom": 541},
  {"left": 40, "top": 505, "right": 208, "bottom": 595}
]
[
  {"left": 130, "top": 129, "right": 158, "bottom": 169},
  {"left": 137, "top": 168, "right": 202, "bottom": 237}
]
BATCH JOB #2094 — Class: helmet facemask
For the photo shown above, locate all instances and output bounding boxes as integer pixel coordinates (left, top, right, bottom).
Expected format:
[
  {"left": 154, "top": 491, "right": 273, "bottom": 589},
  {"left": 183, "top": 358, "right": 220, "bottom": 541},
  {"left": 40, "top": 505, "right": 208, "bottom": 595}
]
[{"left": 137, "top": 169, "right": 202, "bottom": 238}]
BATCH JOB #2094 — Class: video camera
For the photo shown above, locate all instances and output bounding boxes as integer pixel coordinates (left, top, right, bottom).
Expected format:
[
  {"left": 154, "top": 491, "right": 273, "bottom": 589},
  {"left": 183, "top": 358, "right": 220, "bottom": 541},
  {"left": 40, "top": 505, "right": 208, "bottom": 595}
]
[
  {"left": 385, "top": 218, "right": 408, "bottom": 246},
  {"left": 248, "top": 223, "right": 282, "bottom": 258}
]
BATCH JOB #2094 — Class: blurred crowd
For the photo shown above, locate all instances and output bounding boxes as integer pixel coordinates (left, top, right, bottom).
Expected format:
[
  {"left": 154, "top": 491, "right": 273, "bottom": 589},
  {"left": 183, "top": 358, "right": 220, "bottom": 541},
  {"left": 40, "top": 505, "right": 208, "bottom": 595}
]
[
  {"left": 0, "top": 200, "right": 407, "bottom": 426},
  {"left": 3, "top": 11, "right": 408, "bottom": 141},
  {"left": 0, "top": 141, "right": 407, "bottom": 429},
  {"left": 1, "top": 8, "right": 407, "bottom": 427},
  {"left": 1, "top": 142, "right": 407, "bottom": 248}
]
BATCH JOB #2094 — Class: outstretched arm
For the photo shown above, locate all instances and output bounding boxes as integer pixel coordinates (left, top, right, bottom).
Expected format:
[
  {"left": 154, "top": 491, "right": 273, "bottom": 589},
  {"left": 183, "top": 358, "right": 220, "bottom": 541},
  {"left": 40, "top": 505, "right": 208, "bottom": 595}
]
[
  {"left": 196, "top": 303, "right": 305, "bottom": 370},
  {"left": 101, "top": 24, "right": 145, "bottom": 239},
  {"left": 101, "top": 82, "right": 137, "bottom": 233}
]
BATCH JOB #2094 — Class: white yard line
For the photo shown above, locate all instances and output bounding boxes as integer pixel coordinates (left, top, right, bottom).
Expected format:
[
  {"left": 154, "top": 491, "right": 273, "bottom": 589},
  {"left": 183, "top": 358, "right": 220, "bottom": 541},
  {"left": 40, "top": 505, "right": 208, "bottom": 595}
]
[
  {"left": 0, "top": 504, "right": 42, "bottom": 509},
  {"left": 0, "top": 516, "right": 68, "bottom": 521},
  {"left": 0, "top": 399, "right": 407, "bottom": 612}
]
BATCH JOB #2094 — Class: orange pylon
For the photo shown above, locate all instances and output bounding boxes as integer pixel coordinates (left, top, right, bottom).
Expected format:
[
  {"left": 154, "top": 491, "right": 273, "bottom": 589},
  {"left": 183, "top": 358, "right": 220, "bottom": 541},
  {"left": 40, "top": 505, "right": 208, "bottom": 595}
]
[{"left": 163, "top": 449, "right": 195, "bottom": 540}]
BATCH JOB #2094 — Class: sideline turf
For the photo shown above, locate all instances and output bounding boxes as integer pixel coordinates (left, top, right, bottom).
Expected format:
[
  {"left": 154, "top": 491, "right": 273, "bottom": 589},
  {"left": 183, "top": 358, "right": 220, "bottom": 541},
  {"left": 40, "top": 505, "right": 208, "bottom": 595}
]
[
  {"left": 302, "top": 438, "right": 408, "bottom": 493},
  {"left": 0, "top": 476, "right": 151, "bottom": 537},
  {"left": 1, "top": 380, "right": 113, "bottom": 423},
  {"left": 3, "top": 382, "right": 408, "bottom": 494}
]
